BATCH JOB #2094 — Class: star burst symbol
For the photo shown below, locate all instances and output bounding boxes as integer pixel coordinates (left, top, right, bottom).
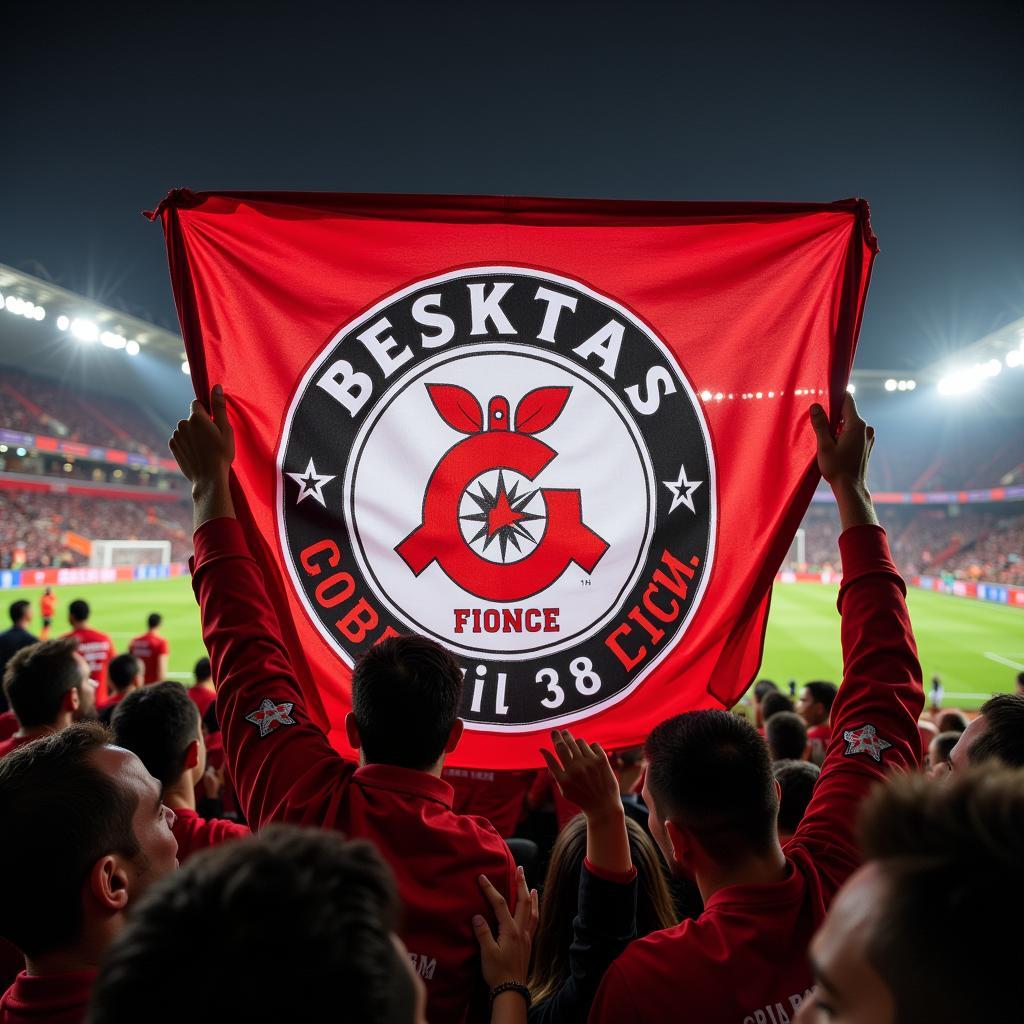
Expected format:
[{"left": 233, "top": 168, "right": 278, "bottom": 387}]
[
  {"left": 244, "top": 698, "right": 296, "bottom": 738},
  {"left": 460, "top": 471, "right": 545, "bottom": 563},
  {"left": 842, "top": 723, "right": 892, "bottom": 763},
  {"left": 286, "top": 458, "right": 335, "bottom": 507}
]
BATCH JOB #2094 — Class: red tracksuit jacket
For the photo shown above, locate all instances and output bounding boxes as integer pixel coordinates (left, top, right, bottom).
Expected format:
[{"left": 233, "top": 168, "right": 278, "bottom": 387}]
[
  {"left": 589, "top": 524, "right": 924, "bottom": 1024},
  {"left": 191, "top": 517, "right": 516, "bottom": 1024}
]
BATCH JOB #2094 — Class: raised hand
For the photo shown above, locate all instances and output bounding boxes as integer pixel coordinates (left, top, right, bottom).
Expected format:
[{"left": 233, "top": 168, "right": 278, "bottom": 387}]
[
  {"left": 472, "top": 866, "right": 539, "bottom": 990},
  {"left": 809, "top": 394, "right": 878, "bottom": 531}
]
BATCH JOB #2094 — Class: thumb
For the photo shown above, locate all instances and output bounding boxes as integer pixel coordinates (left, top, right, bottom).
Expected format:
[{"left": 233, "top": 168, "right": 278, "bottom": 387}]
[
  {"left": 809, "top": 404, "right": 833, "bottom": 446},
  {"left": 472, "top": 914, "right": 498, "bottom": 955}
]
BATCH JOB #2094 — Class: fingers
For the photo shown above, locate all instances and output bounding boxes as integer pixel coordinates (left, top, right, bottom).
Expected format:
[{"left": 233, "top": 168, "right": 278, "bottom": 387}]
[
  {"left": 471, "top": 912, "right": 498, "bottom": 956},
  {"left": 210, "top": 384, "right": 233, "bottom": 435},
  {"left": 512, "top": 866, "right": 532, "bottom": 931},
  {"left": 540, "top": 746, "right": 566, "bottom": 784},
  {"left": 808, "top": 403, "right": 833, "bottom": 446},
  {"left": 478, "top": 874, "right": 514, "bottom": 930}
]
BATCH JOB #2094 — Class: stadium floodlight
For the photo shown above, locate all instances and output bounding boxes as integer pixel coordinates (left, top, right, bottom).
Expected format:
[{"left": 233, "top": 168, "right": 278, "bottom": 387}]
[
  {"left": 983, "top": 358, "right": 1001, "bottom": 377},
  {"left": 56, "top": 314, "right": 70, "bottom": 331},
  {"left": 755, "top": 391, "right": 763, "bottom": 399},
  {"left": 905, "top": 379, "right": 916, "bottom": 390},
  {"left": 125, "top": 339, "right": 140, "bottom": 356},
  {"left": 884, "top": 378, "right": 897, "bottom": 392},
  {"left": 181, "top": 360, "right": 190, "bottom": 375},
  {"left": 15, "top": 448, "right": 26, "bottom": 457},
  {"left": 700, "top": 389, "right": 712, "bottom": 401},
  {"left": 101, "top": 331, "right": 127, "bottom": 350},
  {"left": 70, "top": 317, "right": 99, "bottom": 342},
  {"left": 846, "top": 384, "right": 856, "bottom": 394},
  {"left": 1007, "top": 350, "right": 1022, "bottom": 368},
  {"left": 32, "top": 306, "right": 45, "bottom": 321}
]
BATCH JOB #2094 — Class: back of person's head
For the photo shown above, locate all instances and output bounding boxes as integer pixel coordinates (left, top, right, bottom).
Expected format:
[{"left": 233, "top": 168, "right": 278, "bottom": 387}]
[
  {"left": 766, "top": 711, "right": 808, "bottom": 762},
  {"left": 1017, "top": 671, "right": 1024, "bottom": 695},
  {"left": 529, "top": 814, "right": 677, "bottom": 1003},
  {"left": 753, "top": 679, "right": 779, "bottom": 705},
  {"left": 802, "top": 680, "right": 837, "bottom": 716},
  {"left": 108, "top": 654, "right": 142, "bottom": 696},
  {"left": 968, "top": 694, "right": 1024, "bottom": 767},
  {"left": 852, "top": 768, "right": 1024, "bottom": 1023},
  {"left": 3, "top": 637, "right": 82, "bottom": 728},
  {"left": 772, "top": 759, "right": 819, "bottom": 837},
  {"left": 194, "top": 656, "right": 212, "bottom": 684},
  {"left": 111, "top": 682, "right": 200, "bottom": 790},
  {"left": 8, "top": 599, "right": 29, "bottom": 626},
  {"left": 935, "top": 710, "right": 967, "bottom": 733},
  {"left": 88, "top": 825, "right": 418, "bottom": 1024},
  {"left": 69, "top": 598, "right": 90, "bottom": 624},
  {"left": 351, "top": 634, "right": 463, "bottom": 770},
  {"left": 761, "top": 691, "right": 794, "bottom": 721},
  {"left": 927, "top": 731, "right": 960, "bottom": 774},
  {"left": 0, "top": 724, "right": 141, "bottom": 957},
  {"left": 645, "top": 711, "right": 777, "bottom": 866},
  {"left": 147, "top": 613, "right": 162, "bottom": 631}
]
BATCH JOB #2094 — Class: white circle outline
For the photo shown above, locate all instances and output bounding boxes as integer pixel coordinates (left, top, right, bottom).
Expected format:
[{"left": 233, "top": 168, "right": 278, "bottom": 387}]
[{"left": 274, "top": 265, "right": 718, "bottom": 733}]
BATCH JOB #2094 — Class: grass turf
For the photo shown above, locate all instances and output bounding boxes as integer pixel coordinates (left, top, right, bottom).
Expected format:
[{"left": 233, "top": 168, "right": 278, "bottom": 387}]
[{"left": 6, "top": 579, "right": 1021, "bottom": 709}]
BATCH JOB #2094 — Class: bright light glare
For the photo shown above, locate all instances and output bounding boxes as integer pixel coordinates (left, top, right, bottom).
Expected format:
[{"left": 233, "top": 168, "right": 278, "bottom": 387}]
[
  {"left": 71, "top": 318, "right": 99, "bottom": 342},
  {"left": 846, "top": 384, "right": 856, "bottom": 394},
  {"left": 983, "top": 358, "right": 1001, "bottom": 377},
  {"left": 57, "top": 315, "right": 70, "bottom": 331},
  {"left": 905, "top": 379, "right": 916, "bottom": 391},
  {"left": 101, "top": 331, "right": 127, "bottom": 350},
  {"left": 884, "top": 378, "right": 897, "bottom": 392},
  {"left": 1007, "top": 350, "right": 1022, "bottom": 368},
  {"left": 700, "top": 390, "right": 712, "bottom": 401},
  {"left": 125, "top": 340, "right": 140, "bottom": 356},
  {"left": 181, "top": 361, "right": 190, "bottom": 375}
]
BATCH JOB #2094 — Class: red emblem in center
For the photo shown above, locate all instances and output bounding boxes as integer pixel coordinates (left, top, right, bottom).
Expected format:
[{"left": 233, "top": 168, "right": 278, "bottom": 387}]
[{"left": 396, "top": 384, "right": 609, "bottom": 602}]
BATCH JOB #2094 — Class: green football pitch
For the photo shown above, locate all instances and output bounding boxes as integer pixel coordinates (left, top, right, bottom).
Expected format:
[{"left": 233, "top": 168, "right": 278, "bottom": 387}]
[{"left": 7, "top": 578, "right": 1022, "bottom": 710}]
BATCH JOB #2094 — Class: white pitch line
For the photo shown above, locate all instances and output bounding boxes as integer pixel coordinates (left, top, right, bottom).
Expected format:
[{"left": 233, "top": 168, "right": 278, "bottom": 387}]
[{"left": 984, "top": 652, "right": 1024, "bottom": 671}]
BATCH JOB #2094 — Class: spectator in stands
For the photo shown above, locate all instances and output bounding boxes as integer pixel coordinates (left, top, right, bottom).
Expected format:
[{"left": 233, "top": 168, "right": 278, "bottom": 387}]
[
  {"left": 935, "top": 709, "right": 967, "bottom": 733},
  {"left": 760, "top": 691, "right": 794, "bottom": 724},
  {"left": 949, "top": 692, "right": 1024, "bottom": 770},
  {"left": 128, "top": 613, "right": 170, "bottom": 685},
  {"left": 110, "top": 682, "right": 248, "bottom": 861},
  {"left": 588, "top": 396, "right": 924, "bottom": 1023},
  {"left": 39, "top": 588, "right": 56, "bottom": 640},
  {"left": 1016, "top": 670, "right": 1024, "bottom": 696},
  {"left": 188, "top": 656, "right": 216, "bottom": 720},
  {"left": 0, "top": 724, "right": 178, "bottom": 1021},
  {"left": 98, "top": 654, "right": 144, "bottom": 725},
  {"left": 795, "top": 768, "right": 1021, "bottom": 1024},
  {"left": 766, "top": 710, "right": 809, "bottom": 762},
  {"left": 772, "top": 760, "right": 820, "bottom": 842},
  {"left": 925, "top": 731, "right": 960, "bottom": 777},
  {"left": 752, "top": 679, "right": 780, "bottom": 728},
  {"left": 169, "top": 384, "right": 525, "bottom": 1024},
  {"left": 0, "top": 602, "right": 36, "bottom": 715},
  {"left": 0, "top": 638, "right": 98, "bottom": 758},
  {"left": 795, "top": 680, "right": 837, "bottom": 763},
  {"left": 65, "top": 600, "right": 114, "bottom": 704}
]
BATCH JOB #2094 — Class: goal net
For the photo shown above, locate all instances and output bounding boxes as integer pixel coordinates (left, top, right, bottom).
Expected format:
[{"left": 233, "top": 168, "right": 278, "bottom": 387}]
[{"left": 90, "top": 540, "right": 172, "bottom": 568}]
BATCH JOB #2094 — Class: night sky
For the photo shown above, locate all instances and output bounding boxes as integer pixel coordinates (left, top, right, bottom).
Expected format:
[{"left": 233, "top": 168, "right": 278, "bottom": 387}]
[{"left": 5, "top": 1, "right": 1022, "bottom": 371}]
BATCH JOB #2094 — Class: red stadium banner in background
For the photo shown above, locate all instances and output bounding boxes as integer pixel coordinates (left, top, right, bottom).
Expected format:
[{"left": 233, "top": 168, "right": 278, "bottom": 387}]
[{"left": 151, "top": 191, "right": 876, "bottom": 768}]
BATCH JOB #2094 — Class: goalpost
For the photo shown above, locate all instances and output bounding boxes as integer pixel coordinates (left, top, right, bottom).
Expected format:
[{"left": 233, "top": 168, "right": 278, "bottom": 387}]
[
  {"left": 784, "top": 528, "right": 806, "bottom": 569},
  {"left": 89, "top": 540, "right": 172, "bottom": 568}
]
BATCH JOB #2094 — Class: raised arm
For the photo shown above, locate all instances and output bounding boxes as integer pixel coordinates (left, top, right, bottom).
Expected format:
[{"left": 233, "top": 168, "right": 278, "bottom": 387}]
[{"left": 170, "top": 386, "right": 355, "bottom": 828}]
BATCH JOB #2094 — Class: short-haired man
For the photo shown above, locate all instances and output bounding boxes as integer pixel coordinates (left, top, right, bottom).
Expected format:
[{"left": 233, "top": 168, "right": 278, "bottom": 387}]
[
  {"left": 948, "top": 692, "right": 1024, "bottom": 771},
  {"left": 772, "top": 760, "right": 820, "bottom": 842},
  {"left": 760, "top": 690, "right": 794, "bottom": 724},
  {"left": 590, "top": 396, "right": 924, "bottom": 1024},
  {"left": 169, "top": 386, "right": 518, "bottom": 1024},
  {"left": 188, "top": 656, "right": 216, "bottom": 721},
  {"left": 796, "top": 768, "right": 1021, "bottom": 1023},
  {"left": 128, "top": 614, "right": 170, "bottom": 685},
  {"left": 0, "top": 602, "right": 36, "bottom": 717},
  {"left": 925, "top": 730, "right": 960, "bottom": 777},
  {"left": 751, "top": 679, "right": 780, "bottom": 729},
  {"left": 0, "top": 638, "right": 98, "bottom": 758},
  {"left": 0, "top": 724, "right": 178, "bottom": 1020},
  {"left": 97, "top": 654, "right": 144, "bottom": 726},
  {"left": 766, "top": 710, "right": 809, "bottom": 762},
  {"left": 111, "top": 682, "right": 248, "bottom": 861},
  {"left": 796, "top": 680, "right": 837, "bottom": 763},
  {"left": 88, "top": 825, "right": 426, "bottom": 1024},
  {"left": 64, "top": 600, "right": 114, "bottom": 705}
]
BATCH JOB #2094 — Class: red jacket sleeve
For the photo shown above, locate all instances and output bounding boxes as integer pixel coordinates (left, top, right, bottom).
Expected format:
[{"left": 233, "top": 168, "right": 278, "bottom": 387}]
[
  {"left": 190, "top": 517, "right": 356, "bottom": 829},
  {"left": 788, "top": 523, "right": 923, "bottom": 892}
]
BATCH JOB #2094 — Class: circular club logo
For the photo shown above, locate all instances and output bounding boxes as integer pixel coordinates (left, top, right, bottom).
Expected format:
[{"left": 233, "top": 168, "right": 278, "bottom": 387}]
[{"left": 277, "top": 267, "right": 715, "bottom": 730}]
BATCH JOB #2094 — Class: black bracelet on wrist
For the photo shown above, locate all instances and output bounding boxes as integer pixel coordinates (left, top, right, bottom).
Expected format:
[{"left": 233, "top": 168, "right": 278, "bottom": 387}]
[{"left": 490, "top": 981, "right": 531, "bottom": 1007}]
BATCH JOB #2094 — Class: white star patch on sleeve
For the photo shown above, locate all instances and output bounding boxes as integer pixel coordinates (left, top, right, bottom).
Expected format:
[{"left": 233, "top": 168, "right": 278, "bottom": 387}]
[
  {"left": 842, "top": 723, "right": 892, "bottom": 763},
  {"left": 245, "top": 699, "right": 297, "bottom": 738}
]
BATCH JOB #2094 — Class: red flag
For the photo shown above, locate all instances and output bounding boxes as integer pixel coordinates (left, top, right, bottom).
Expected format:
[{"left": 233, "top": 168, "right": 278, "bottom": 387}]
[{"left": 152, "top": 191, "right": 875, "bottom": 768}]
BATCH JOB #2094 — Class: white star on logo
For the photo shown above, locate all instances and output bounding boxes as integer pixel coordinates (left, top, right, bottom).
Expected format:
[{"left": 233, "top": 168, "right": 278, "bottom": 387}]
[
  {"left": 286, "top": 458, "right": 335, "bottom": 507},
  {"left": 245, "top": 699, "right": 296, "bottom": 738},
  {"left": 842, "top": 723, "right": 892, "bottom": 763},
  {"left": 662, "top": 463, "right": 703, "bottom": 514}
]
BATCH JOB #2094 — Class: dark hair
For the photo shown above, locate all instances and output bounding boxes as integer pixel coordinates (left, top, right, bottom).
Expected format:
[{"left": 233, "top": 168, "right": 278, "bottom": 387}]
[
  {"left": 969, "top": 694, "right": 1024, "bottom": 767},
  {"left": 8, "top": 600, "right": 29, "bottom": 625},
  {"left": 645, "top": 711, "right": 778, "bottom": 865},
  {"left": 202, "top": 700, "right": 218, "bottom": 735},
  {"left": 766, "top": 711, "right": 808, "bottom": 762},
  {"left": 111, "top": 682, "right": 200, "bottom": 790},
  {"left": 529, "top": 815, "right": 677, "bottom": 1004},
  {"left": 753, "top": 679, "right": 779, "bottom": 703},
  {"left": 935, "top": 710, "right": 968, "bottom": 734},
  {"left": 802, "top": 681, "right": 837, "bottom": 714},
  {"left": 929, "top": 731, "right": 960, "bottom": 769},
  {"left": 147, "top": 613, "right": 162, "bottom": 630},
  {"left": 3, "top": 637, "right": 81, "bottom": 727},
  {"left": 352, "top": 634, "right": 463, "bottom": 770},
  {"left": 857, "top": 768, "right": 1023, "bottom": 1024},
  {"left": 194, "top": 657, "right": 212, "bottom": 683},
  {"left": 0, "top": 723, "right": 140, "bottom": 956},
  {"left": 108, "top": 654, "right": 142, "bottom": 695},
  {"left": 88, "top": 825, "right": 414, "bottom": 1024},
  {"left": 772, "top": 759, "right": 819, "bottom": 835},
  {"left": 761, "top": 692, "right": 794, "bottom": 721},
  {"left": 69, "top": 599, "right": 90, "bottom": 622}
]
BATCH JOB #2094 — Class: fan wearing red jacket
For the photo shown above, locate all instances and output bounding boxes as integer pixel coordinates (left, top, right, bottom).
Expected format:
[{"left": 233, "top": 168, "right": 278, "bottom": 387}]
[
  {"left": 128, "top": 613, "right": 170, "bottom": 685},
  {"left": 589, "top": 396, "right": 925, "bottom": 1024},
  {"left": 64, "top": 600, "right": 113, "bottom": 705},
  {"left": 170, "top": 386, "right": 523, "bottom": 1024}
]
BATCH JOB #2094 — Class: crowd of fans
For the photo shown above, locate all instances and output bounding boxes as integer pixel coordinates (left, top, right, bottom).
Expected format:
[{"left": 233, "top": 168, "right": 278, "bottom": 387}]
[{"left": 0, "top": 391, "right": 1018, "bottom": 1023}]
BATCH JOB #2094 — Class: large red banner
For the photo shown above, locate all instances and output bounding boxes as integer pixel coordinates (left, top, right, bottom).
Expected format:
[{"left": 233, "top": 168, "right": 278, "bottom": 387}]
[{"left": 152, "top": 191, "right": 875, "bottom": 768}]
